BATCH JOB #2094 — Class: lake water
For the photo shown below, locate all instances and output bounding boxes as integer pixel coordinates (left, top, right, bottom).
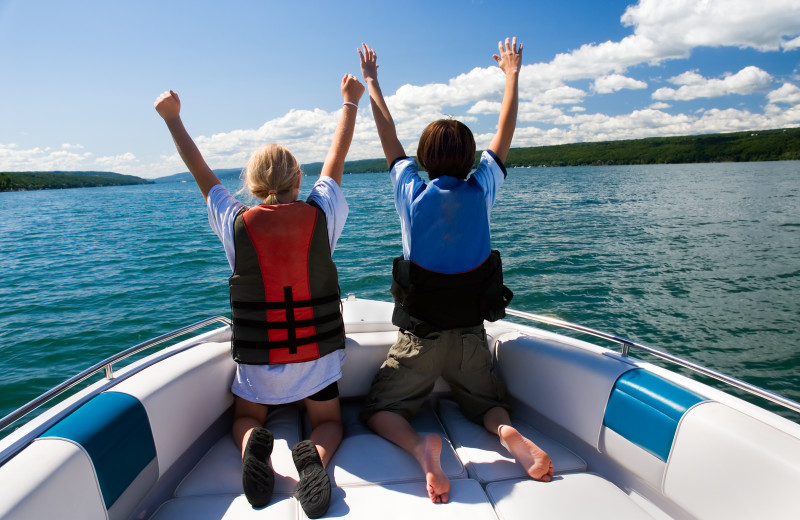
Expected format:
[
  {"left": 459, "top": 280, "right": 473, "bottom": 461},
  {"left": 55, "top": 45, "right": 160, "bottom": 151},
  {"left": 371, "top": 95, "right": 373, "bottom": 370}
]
[{"left": 1, "top": 161, "right": 798, "bottom": 428}]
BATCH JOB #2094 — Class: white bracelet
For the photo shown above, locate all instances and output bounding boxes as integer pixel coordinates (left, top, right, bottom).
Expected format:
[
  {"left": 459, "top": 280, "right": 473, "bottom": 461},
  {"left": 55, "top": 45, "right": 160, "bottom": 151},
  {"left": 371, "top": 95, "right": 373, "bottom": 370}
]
[{"left": 343, "top": 101, "right": 358, "bottom": 108}]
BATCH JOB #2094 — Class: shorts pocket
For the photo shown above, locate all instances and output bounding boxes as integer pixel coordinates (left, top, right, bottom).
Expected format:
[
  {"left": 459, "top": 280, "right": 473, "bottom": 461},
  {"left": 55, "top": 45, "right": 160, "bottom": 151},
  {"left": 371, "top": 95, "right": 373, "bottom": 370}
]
[
  {"left": 460, "top": 332, "right": 492, "bottom": 373},
  {"left": 388, "top": 331, "right": 440, "bottom": 368}
]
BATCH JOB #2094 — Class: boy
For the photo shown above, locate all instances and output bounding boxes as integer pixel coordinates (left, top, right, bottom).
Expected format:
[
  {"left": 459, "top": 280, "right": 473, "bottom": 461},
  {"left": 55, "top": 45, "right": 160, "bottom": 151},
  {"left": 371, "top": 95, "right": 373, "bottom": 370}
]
[{"left": 358, "top": 39, "right": 553, "bottom": 505}]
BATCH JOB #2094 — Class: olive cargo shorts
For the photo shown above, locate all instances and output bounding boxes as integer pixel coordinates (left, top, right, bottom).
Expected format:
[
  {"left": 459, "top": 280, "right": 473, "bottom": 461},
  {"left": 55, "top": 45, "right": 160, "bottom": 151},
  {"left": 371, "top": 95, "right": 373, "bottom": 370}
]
[{"left": 360, "top": 325, "right": 509, "bottom": 424}]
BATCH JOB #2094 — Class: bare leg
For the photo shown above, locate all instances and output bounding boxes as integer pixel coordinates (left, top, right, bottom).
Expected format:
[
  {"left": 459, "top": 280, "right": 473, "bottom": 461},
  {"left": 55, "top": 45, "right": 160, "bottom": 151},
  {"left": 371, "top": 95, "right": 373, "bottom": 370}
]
[
  {"left": 233, "top": 396, "right": 269, "bottom": 455},
  {"left": 292, "top": 397, "right": 342, "bottom": 519},
  {"left": 234, "top": 396, "right": 274, "bottom": 508},
  {"left": 483, "top": 406, "right": 554, "bottom": 482},
  {"left": 304, "top": 397, "right": 344, "bottom": 467},
  {"left": 367, "top": 410, "right": 450, "bottom": 503}
]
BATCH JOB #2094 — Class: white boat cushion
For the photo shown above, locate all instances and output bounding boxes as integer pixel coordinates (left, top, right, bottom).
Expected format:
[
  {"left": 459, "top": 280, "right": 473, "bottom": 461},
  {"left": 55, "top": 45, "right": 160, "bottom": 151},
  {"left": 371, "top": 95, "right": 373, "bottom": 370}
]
[
  {"left": 326, "top": 479, "right": 496, "bottom": 519},
  {"left": 338, "top": 332, "right": 399, "bottom": 398},
  {"left": 341, "top": 298, "right": 396, "bottom": 333},
  {"left": 151, "top": 493, "right": 297, "bottom": 520},
  {"left": 329, "top": 400, "right": 467, "bottom": 486},
  {"left": 0, "top": 438, "right": 107, "bottom": 520},
  {"left": 177, "top": 399, "right": 467, "bottom": 497},
  {"left": 599, "top": 426, "right": 665, "bottom": 490},
  {"left": 176, "top": 404, "right": 302, "bottom": 497},
  {"left": 486, "top": 474, "right": 656, "bottom": 520},
  {"left": 495, "top": 331, "right": 633, "bottom": 450},
  {"left": 664, "top": 401, "right": 800, "bottom": 520},
  {"left": 437, "top": 398, "right": 586, "bottom": 483},
  {"left": 112, "top": 341, "right": 236, "bottom": 478}
]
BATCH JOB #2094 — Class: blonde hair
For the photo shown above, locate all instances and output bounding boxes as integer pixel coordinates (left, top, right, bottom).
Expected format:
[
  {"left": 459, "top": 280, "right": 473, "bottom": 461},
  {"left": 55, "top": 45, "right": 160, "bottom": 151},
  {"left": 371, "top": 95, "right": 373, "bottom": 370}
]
[{"left": 242, "top": 144, "right": 302, "bottom": 204}]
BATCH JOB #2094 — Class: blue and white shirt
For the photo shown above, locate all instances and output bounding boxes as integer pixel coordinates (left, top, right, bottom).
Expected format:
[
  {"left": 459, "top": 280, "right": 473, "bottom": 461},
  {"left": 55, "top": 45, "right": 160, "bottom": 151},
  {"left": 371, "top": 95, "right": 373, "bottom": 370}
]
[{"left": 391, "top": 150, "right": 506, "bottom": 273}]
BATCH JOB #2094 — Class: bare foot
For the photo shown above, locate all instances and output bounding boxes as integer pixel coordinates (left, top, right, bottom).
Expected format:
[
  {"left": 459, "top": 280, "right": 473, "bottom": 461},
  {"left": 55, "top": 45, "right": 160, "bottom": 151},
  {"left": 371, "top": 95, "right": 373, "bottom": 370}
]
[
  {"left": 498, "top": 425, "right": 554, "bottom": 482},
  {"left": 419, "top": 434, "right": 450, "bottom": 503}
]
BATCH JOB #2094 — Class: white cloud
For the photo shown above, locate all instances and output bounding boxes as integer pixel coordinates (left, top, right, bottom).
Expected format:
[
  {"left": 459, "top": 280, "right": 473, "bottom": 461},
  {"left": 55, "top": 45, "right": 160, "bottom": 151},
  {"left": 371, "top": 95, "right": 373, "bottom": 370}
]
[
  {"left": 390, "top": 67, "right": 504, "bottom": 114},
  {"left": 515, "top": 0, "right": 800, "bottom": 91},
  {"left": 653, "top": 66, "right": 773, "bottom": 100},
  {"left": 0, "top": 143, "right": 92, "bottom": 171},
  {"left": 621, "top": 0, "right": 800, "bottom": 53},
  {"left": 517, "top": 103, "right": 568, "bottom": 124},
  {"left": 0, "top": 143, "right": 140, "bottom": 174},
  {"left": 186, "top": 108, "right": 343, "bottom": 168},
  {"left": 767, "top": 82, "right": 800, "bottom": 104},
  {"left": 538, "top": 85, "right": 587, "bottom": 105},
  {"left": 593, "top": 74, "right": 648, "bottom": 94},
  {"left": 649, "top": 102, "right": 671, "bottom": 110},
  {"left": 507, "top": 105, "right": 799, "bottom": 149},
  {"left": 95, "top": 152, "right": 137, "bottom": 170},
  {"left": 784, "top": 36, "right": 800, "bottom": 51},
  {"left": 466, "top": 100, "right": 501, "bottom": 115}
]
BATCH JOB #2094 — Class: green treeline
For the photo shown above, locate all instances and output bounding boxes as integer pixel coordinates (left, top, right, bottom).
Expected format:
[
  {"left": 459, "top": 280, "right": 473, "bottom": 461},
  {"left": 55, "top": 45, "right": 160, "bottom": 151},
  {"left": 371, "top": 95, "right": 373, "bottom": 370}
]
[
  {"left": 322, "top": 127, "right": 800, "bottom": 174},
  {"left": 302, "top": 158, "right": 388, "bottom": 177},
  {"left": 0, "top": 171, "right": 152, "bottom": 192},
  {"left": 503, "top": 128, "right": 800, "bottom": 167}
]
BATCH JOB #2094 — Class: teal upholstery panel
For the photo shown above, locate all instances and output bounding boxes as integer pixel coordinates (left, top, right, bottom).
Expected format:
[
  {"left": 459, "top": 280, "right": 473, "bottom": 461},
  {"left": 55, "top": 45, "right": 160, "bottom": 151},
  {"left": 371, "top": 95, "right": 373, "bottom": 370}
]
[
  {"left": 603, "top": 369, "right": 705, "bottom": 461},
  {"left": 42, "top": 391, "right": 156, "bottom": 509}
]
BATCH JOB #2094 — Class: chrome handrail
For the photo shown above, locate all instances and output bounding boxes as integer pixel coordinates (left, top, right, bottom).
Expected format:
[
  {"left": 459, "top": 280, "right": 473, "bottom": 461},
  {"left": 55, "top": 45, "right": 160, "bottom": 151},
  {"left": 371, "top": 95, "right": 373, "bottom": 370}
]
[
  {"left": 0, "top": 316, "right": 232, "bottom": 432},
  {"left": 504, "top": 308, "right": 800, "bottom": 416}
]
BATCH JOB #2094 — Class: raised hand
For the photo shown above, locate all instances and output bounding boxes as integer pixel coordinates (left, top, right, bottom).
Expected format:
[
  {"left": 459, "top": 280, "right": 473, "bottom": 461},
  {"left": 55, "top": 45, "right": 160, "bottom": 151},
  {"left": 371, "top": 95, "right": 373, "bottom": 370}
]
[
  {"left": 358, "top": 43, "right": 379, "bottom": 82},
  {"left": 154, "top": 90, "right": 181, "bottom": 120},
  {"left": 341, "top": 73, "right": 365, "bottom": 105},
  {"left": 492, "top": 37, "right": 523, "bottom": 76}
]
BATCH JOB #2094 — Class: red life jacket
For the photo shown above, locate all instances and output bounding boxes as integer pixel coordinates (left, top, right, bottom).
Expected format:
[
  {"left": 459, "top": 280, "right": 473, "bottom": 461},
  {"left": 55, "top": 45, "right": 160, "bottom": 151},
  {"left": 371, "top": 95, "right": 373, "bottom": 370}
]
[{"left": 229, "top": 201, "right": 344, "bottom": 364}]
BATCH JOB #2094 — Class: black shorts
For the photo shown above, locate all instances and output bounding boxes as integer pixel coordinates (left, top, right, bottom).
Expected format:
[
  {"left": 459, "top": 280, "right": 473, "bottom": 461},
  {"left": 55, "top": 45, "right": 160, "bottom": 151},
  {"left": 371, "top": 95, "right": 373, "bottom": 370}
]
[{"left": 307, "top": 381, "right": 339, "bottom": 402}]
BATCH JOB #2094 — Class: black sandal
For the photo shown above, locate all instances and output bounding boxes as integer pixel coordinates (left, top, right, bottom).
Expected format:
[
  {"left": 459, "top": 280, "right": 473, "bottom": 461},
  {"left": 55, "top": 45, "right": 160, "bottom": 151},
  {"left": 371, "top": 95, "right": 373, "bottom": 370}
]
[
  {"left": 292, "top": 440, "right": 331, "bottom": 518},
  {"left": 242, "top": 427, "right": 275, "bottom": 508}
]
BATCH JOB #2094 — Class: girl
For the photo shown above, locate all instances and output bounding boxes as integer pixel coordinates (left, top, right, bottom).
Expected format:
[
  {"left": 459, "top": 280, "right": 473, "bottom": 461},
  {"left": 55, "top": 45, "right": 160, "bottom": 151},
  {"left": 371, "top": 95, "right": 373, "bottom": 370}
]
[{"left": 154, "top": 73, "right": 364, "bottom": 518}]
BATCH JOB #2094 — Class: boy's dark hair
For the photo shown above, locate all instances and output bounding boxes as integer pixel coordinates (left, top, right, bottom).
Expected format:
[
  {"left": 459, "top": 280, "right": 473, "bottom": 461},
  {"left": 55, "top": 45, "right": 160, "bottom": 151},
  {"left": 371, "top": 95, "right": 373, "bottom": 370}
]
[{"left": 416, "top": 119, "right": 476, "bottom": 180}]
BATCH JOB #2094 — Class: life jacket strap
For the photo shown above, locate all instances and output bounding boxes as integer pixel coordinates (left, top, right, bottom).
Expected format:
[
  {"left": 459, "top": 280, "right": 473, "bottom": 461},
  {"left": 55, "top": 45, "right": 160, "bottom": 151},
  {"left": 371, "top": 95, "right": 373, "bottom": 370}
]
[
  {"left": 233, "top": 326, "right": 344, "bottom": 353},
  {"left": 231, "top": 292, "right": 340, "bottom": 310}
]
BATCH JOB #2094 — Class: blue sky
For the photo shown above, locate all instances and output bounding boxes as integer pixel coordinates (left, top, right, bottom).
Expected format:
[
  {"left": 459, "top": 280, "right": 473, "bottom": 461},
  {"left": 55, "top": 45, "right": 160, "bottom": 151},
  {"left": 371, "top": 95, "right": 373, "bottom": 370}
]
[{"left": 1, "top": 0, "right": 798, "bottom": 179}]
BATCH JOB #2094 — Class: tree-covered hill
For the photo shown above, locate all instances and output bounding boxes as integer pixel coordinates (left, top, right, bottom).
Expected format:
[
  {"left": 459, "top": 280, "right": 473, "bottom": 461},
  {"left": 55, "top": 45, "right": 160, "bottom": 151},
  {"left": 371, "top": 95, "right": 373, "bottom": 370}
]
[
  {"left": 503, "top": 127, "right": 800, "bottom": 167},
  {"left": 1, "top": 171, "right": 152, "bottom": 192}
]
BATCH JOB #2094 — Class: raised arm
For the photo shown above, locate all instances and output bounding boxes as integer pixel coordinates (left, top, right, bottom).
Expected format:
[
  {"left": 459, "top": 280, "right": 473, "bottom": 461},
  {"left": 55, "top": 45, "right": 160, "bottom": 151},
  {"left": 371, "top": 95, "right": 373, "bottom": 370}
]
[
  {"left": 358, "top": 43, "right": 405, "bottom": 166},
  {"left": 488, "top": 37, "right": 523, "bottom": 163},
  {"left": 320, "top": 74, "right": 365, "bottom": 186},
  {"left": 154, "top": 90, "right": 221, "bottom": 200}
]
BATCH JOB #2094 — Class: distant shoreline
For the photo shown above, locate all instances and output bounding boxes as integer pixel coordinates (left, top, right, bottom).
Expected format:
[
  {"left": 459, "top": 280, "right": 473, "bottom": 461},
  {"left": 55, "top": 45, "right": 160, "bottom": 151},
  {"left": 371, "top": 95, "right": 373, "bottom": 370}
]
[
  {"left": 0, "top": 171, "right": 152, "bottom": 192},
  {"left": 3, "top": 127, "right": 799, "bottom": 191}
]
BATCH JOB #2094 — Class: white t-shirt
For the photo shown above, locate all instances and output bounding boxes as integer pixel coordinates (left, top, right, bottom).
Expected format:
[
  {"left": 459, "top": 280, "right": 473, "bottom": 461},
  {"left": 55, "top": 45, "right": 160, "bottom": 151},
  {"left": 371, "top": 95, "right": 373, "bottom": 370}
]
[{"left": 206, "top": 177, "right": 348, "bottom": 404}]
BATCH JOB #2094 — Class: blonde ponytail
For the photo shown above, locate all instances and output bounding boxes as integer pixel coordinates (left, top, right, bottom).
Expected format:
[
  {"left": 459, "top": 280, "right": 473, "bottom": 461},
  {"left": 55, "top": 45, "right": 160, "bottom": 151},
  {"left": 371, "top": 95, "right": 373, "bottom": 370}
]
[{"left": 243, "top": 144, "right": 302, "bottom": 204}]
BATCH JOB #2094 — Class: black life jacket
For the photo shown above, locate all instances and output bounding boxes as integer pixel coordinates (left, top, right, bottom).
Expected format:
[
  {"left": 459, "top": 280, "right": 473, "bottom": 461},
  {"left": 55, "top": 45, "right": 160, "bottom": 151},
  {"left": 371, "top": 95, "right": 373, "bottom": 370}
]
[
  {"left": 229, "top": 201, "right": 345, "bottom": 364},
  {"left": 390, "top": 249, "right": 513, "bottom": 337}
]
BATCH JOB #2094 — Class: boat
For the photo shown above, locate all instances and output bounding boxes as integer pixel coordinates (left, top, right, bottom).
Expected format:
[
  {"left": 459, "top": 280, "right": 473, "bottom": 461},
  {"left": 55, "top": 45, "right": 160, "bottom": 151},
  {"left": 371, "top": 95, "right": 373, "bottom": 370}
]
[{"left": 1, "top": 295, "right": 799, "bottom": 519}]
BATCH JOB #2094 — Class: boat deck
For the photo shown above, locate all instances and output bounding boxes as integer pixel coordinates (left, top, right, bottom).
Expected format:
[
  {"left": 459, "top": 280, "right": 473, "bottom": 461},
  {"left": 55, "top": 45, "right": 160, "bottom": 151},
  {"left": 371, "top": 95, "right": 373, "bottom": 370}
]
[
  {"left": 3, "top": 299, "right": 800, "bottom": 519},
  {"left": 148, "top": 395, "right": 654, "bottom": 520}
]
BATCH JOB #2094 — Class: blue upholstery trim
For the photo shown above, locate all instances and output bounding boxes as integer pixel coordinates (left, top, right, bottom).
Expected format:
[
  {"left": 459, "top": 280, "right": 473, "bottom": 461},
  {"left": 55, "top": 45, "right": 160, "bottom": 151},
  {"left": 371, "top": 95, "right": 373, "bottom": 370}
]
[
  {"left": 603, "top": 369, "right": 705, "bottom": 461},
  {"left": 42, "top": 391, "right": 156, "bottom": 509}
]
